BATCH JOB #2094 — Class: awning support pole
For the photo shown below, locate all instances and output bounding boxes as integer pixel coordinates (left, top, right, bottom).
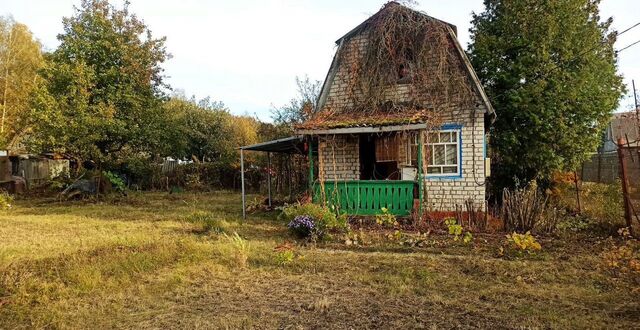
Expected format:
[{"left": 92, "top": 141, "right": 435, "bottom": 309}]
[
  {"left": 417, "top": 130, "right": 424, "bottom": 217},
  {"left": 308, "top": 138, "right": 314, "bottom": 198},
  {"left": 241, "top": 149, "right": 246, "bottom": 220},
  {"left": 267, "top": 152, "right": 272, "bottom": 208}
]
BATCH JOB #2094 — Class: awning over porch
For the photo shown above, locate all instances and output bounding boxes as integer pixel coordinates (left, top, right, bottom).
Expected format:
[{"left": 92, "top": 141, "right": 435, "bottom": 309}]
[
  {"left": 238, "top": 136, "right": 318, "bottom": 219},
  {"left": 239, "top": 136, "right": 315, "bottom": 154}
]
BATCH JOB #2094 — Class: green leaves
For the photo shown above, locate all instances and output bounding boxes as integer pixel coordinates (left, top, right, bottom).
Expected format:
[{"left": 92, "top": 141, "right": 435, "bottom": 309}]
[
  {"left": 469, "top": 0, "right": 625, "bottom": 191},
  {"left": 0, "top": 17, "right": 44, "bottom": 149},
  {"left": 30, "top": 0, "right": 169, "bottom": 164}
]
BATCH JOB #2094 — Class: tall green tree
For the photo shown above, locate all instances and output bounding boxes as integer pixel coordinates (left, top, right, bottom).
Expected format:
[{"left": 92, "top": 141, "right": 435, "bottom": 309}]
[
  {"left": 162, "top": 96, "right": 259, "bottom": 164},
  {"left": 0, "top": 17, "right": 43, "bottom": 149},
  {"left": 468, "top": 0, "right": 624, "bottom": 192},
  {"left": 30, "top": 0, "right": 169, "bottom": 163}
]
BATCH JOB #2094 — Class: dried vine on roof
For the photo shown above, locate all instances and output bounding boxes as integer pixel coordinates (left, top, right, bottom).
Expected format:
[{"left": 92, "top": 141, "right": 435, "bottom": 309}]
[{"left": 336, "top": 3, "right": 476, "bottom": 120}]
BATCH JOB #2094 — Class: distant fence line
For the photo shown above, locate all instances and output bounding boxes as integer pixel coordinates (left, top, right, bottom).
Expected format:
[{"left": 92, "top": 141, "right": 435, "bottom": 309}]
[
  {"left": 580, "top": 148, "right": 639, "bottom": 186},
  {"left": 580, "top": 152, "right": 620, "bottom": 184},
  {"left": 13, "top": 158, "right": 70, "bottom": 187}
]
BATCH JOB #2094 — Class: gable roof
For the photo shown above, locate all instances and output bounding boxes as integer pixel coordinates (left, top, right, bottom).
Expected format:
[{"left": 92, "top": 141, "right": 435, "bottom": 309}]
[
  {"left": 305, "top": 2, "right": 495, "bottom": 131},
  {"left": 334, "top": 2, "right": 458, "bottom": 45}
]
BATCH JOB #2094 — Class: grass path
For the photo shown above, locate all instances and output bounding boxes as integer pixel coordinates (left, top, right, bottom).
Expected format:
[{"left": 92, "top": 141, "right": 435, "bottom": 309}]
[{"left": 0, "top": 192, "right": 638, "bottom": 329}]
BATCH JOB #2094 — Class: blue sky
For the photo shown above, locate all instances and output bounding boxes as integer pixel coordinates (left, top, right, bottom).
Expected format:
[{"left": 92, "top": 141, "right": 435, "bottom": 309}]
[{"left": 1, "top": 0, "right": 638, "bottom": 120}]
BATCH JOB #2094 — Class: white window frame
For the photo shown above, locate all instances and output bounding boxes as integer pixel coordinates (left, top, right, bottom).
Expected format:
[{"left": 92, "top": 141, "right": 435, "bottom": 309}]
[
  {"left": 426, "top": 128, "right": 462, "bottom": 178},
  {"left": 405, "top": 132, "right": 419, "bottom": 166}
]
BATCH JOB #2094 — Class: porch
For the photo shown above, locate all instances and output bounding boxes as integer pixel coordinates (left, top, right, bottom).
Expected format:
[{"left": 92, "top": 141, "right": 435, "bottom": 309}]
[
  {"left": 238, "top": 124, "right": 429, "bottom": 219},
  {"left": 314, "top": 180, "right": 415, "bottom": 216}
]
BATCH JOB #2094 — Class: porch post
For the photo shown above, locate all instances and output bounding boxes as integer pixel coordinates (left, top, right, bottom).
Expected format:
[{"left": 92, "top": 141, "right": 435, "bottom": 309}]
[
  {"left": 267, "top": 152, "right": 272, "bottom": 207},
  {"left": 240, "top": 148, "right": 246, "bottom": 220},
  {"left": 308, "top": 137, "right": 314, "bottom": 197},
  {"left": 417, "top": 130, "right": 424, "bottom": 216}
]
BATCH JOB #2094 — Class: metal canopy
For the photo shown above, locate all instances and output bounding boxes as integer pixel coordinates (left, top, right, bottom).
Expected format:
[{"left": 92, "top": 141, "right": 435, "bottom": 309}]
[
  {"left": 240, "top": 136, "right": 308, "bottom": 154},
  {"left": 238, "top": 136, "right": 317, "bottom": 220}
]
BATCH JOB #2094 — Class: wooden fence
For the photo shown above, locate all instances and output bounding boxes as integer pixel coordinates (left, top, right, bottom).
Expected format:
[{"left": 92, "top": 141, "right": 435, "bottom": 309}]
[
  {"left": 580, "top": 152, "right": 620, "bottom": 184},
  {"left": 14, "top": 159, "right": 70, "bottom": 187},
  {"left": 314, "top": 180, "right": 415, "bottom": 216}
]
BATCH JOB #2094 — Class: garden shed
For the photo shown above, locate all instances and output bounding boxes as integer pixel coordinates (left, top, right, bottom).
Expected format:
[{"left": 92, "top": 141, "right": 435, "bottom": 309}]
[{"left": 240, "top": 2, "right": 495, "bottom": 218}]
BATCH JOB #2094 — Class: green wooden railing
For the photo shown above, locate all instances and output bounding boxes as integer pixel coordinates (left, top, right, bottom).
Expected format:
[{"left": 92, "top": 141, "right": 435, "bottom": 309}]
[{"left": 313, "top": 180, "right": 415, "bottom": 216}]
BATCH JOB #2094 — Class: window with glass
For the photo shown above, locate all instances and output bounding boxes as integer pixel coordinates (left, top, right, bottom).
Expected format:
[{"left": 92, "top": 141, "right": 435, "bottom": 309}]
[
  {"left": 403, "top": 129, "right": 462, "bottom": 177},
  {"left": 426, "top": 129, "right": 461, "bottom": 176}
]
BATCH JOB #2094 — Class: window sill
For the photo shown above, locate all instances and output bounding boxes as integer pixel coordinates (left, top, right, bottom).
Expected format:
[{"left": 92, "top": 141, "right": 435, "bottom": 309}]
[{"left": 425, "top": 175, "right": 463, "bottom": 181}]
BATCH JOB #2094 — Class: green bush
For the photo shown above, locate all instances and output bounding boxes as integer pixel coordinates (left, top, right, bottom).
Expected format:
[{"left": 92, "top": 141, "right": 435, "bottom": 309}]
[
  {"left": 102, "top": 171, "right": 126, "bottom": 193},
  {"left": 554, "top": 181, "right": 625, "bottom": 235},
  {"left": 279, "top": 202, "right": 348, "bottom": 237}
]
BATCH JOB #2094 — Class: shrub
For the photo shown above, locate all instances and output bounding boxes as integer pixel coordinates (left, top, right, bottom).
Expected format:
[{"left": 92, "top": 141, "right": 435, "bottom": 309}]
[
  {"left": 375, "top": 207, "right": 397, "bottom": 227},
  {"left": 602, "top": 229, "right": 640, "bottom": 277},
  {"left": 102, "top": 171, "right": 126, "bottom": 193},
  {"left": 280, "top": 202, "right": 348, "bottom": 238},
  {"left": 501, "top": 183, "right": 549, "bottom": 233},
  {"left": 288, "top": 215, "right": 316, "bottom": 238},
  {"left": 0, "top": 191, "right": 13, "bottom": 210},
  {"left": 502, "top": 232, "right": 542, "bottom": 257},
  {"left": 444, "top": 217, "right": 473, "bottom": 244},
  {"left": 557, "top": 181, "right": 625, "bottom": 235}
]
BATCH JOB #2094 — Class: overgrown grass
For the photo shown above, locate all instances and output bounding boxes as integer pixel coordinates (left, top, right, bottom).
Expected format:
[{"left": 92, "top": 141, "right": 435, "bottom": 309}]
[{"left": 0, "top": 191, "right": 638, "bottom": 328}]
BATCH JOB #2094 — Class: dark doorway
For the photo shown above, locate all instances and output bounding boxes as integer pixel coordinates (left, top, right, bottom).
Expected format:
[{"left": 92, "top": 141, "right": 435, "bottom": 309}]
[
  {"left": 359, "top": 134, "right": 399, "bottom": 180},
  {"left": 359, "top": 135, "right": 376, "bottom": 180}
]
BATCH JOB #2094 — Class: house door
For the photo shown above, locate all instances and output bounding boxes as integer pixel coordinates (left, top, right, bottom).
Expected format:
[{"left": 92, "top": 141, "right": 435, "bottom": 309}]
[{"left": 359, "top": 134, "right": 399, "bottom": 180}]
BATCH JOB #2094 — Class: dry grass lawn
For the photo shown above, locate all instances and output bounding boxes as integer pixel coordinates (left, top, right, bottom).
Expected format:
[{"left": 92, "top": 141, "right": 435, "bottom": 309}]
[{"left": 0, "top": 192, "right": 638, "bottom": 329}]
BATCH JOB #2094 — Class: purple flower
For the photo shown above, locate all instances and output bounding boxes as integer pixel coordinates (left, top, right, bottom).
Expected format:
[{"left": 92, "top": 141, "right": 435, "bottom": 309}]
[{"left": 288, "top": 215, "right": 316, "bottom": 237}]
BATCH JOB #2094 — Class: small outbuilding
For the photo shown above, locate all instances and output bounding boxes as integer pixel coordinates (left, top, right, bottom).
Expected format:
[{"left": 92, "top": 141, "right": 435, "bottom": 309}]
[{"left": 241, "top": 2, "right": 495, "bottom": 219}]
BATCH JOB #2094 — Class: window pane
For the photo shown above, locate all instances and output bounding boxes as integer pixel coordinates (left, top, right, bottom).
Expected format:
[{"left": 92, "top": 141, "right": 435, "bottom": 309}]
[
  {"left": 440, "top": 132, "right": 451, "bottom": 142},
  {"left": 451, "top": 131, "right": 458, "bottom": 142},
  {"left": 427, "top": 167, "right": 441, "bottom": 174},
  {"left": 428, "top": 133, "right": 438, "bottom": 143},
  {"left": 445, "top": 144, "right": 457, "bottom": 165},
  {"left": 432, "top": 145, "right": 445, "bottom": 165},
  {"left": 429, "top": 146, "right": 435, "bottom": 165},
  {"left": 443, "top": 166, "right": 457, "bottom": 174}
]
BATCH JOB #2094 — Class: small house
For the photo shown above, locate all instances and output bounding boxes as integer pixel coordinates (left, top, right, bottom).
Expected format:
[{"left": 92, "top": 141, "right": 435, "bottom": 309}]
[
  {"left": 600, "top": 110, "right": 640, "bottom": 152},
  {"left": 240, "top": 2, "right": 495, "bottom": 218}
]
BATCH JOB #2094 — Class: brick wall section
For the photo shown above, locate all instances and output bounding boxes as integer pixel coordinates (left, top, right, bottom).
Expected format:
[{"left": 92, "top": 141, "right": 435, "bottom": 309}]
[
  {"left": 424, "top": 107, "right": 486, "bottom": 211},
  {"left": 318, "top": 135, "right": 360, "bottom": 180},
  {"left": 315, "top": 31, "right": 488, "bottom": 211}
]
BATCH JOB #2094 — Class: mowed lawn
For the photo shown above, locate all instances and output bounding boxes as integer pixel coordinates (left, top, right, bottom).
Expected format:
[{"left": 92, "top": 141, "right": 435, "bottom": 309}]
[{"left": 0, "top": 192, "right": 638, "bottom": 329}]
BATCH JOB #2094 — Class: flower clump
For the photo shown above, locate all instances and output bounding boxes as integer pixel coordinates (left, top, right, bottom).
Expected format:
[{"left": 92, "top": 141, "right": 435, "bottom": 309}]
[{"left": 288, "top": 215, "right": 316, "bottom": 238}]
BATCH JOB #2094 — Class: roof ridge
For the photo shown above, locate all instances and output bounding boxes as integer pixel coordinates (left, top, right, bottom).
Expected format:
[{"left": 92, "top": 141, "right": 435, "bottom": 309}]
[{"left": 335, "top": 1, "right": 457, "bottom": 45}]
